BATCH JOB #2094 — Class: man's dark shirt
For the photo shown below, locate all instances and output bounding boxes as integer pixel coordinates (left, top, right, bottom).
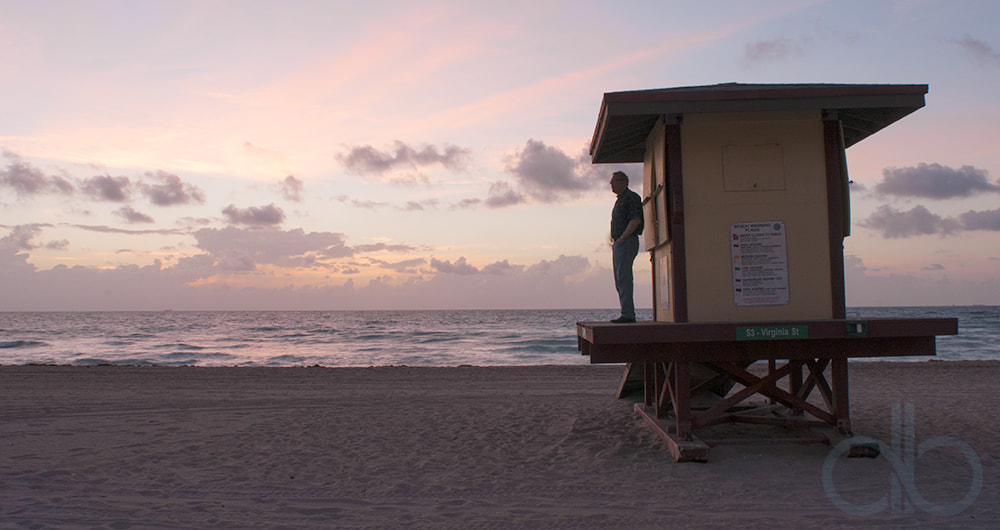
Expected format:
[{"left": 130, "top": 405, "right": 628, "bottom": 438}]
[{"left": 611, "top": 188, "right": 643, "bottom": 240}]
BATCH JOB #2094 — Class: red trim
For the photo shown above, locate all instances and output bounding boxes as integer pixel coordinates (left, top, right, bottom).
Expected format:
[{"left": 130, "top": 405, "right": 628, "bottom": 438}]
[
  {"left": 603, "top": 83, "right": 928, "bottom": 103},
  {"left": 666, "top": 122, "right": 688, "bottom": 322},
  {"left": 824, "top": 120, "right": 848, "bottom": 319}
]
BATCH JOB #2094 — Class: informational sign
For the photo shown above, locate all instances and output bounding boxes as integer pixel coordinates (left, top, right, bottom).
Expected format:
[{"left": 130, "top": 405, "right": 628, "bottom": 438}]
[
  {"left": 737, "top": 325, "right": 808, "bottom": 340},
  {"left": 730, "top": 221, "right": 790, "bottom": 306}
]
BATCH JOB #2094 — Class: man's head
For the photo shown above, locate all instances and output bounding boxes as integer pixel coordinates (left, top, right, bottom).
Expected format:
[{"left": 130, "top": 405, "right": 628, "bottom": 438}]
[{"left": 610, "top": 171, "right": 629, "bottom": 195}]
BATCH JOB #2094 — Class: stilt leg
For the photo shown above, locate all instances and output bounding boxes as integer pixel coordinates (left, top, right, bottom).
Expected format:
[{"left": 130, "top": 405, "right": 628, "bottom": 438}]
[{"left": 831, "top": 358, "right": 851, "bottom": 435}]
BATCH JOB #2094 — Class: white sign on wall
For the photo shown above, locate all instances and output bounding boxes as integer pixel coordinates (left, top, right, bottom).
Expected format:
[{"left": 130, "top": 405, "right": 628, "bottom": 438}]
[{"left": 730, "top": 221, "right": 790, "bottom": 306}]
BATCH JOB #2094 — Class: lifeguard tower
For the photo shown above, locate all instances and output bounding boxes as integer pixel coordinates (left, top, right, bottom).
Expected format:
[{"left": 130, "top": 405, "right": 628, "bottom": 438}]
[{"left": 576, "top": 83, "right": 958, "bottom": 461}]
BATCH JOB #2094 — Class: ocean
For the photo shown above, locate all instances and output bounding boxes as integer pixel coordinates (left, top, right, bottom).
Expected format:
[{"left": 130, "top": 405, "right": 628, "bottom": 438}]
[{"left": 0, "top": 306, "right": 996, "bottom": 367}]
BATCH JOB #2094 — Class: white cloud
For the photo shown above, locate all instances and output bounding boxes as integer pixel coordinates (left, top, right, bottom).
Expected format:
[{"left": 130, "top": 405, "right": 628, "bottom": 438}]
[
  {"left": 194, "top": 227, "right": 350, "bottom": 270},
  {"left": 504, "top": 139, "right": 601, "bottom": 203},
  {"left": 875, "top": 163, "right": 998, "bottom": 199},
  {"left": 860, "top": 204, "right": 1000, "bottom": 238},
  {"left": 81, "top": 175, "right": 131, "bottom": 202},
  {"left": 115, "top": 206, "right": 155, "bottom": 224},
  {"left": 140, "top": 171, "right": 206, "bottom": 206},
  {"left": 0, "top": 152, "right": 75, "bottom": 197},
  {"left": 278, "top": 175, "right": 303, "bottom": 202},
  {"left": 860, "top": 205, "right": 960, "bottom": 238},
  {"left": 337, "top": 141, "right": 470, "bottom": 184},
  {"left": 222, "top": 204, "right": 286, "bottom": 226}
]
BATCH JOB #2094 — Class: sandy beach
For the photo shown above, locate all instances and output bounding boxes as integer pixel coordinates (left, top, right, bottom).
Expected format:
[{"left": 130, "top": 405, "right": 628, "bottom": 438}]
[{"left": 1, "top": 361, "right": 997, "bottom": 528}]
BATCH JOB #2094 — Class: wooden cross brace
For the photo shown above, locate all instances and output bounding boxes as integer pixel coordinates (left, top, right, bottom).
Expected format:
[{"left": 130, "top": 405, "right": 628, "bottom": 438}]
[{"left": 648, "top": 357, "right": 852, "bottom": 441}]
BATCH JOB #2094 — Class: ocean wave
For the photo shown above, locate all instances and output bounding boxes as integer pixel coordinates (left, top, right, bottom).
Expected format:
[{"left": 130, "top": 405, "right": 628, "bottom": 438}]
[
  {"left": 73, "top": 358, "right": 158, "bottom": 367},
  {"left": 0, "top": 340, "right": 47, "bottom": 349},
  {"left": 152, "top": 342, "right": 208, "bottom": 351},
  {"left": 265, "top": 354, "right": 307, "bottom": 366}
]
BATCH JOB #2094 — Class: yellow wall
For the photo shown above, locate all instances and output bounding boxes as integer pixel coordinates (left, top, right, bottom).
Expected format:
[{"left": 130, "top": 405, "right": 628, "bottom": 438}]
[{"left": 647, "top": 110, "right": 835, "bottom": 322}]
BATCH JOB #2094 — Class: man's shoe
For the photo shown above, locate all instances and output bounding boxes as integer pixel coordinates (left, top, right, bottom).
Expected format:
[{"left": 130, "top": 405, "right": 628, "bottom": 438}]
[{"left": 609, "top": 316, "right": 636, "bottom": 323}]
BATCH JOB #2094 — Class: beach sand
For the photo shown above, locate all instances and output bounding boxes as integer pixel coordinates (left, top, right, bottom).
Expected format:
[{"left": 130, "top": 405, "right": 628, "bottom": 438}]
[{"left": 1, "top": 362, "right": 997, "bottom": 528}]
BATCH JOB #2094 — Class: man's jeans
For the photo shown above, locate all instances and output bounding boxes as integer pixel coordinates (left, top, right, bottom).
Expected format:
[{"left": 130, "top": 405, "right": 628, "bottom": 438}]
[{"left": 612, "top": 236, "right": 639, "bottom": 320}]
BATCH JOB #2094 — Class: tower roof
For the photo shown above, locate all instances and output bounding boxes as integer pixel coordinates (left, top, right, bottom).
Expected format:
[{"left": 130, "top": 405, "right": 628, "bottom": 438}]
[{"left": 590, "top": 83, "right": 928, "bottom": 163}]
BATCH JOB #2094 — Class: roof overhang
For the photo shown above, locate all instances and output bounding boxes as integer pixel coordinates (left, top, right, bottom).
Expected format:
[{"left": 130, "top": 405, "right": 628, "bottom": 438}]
[{"left": 590, "top": 83, "right": 928, "bottom": 164}]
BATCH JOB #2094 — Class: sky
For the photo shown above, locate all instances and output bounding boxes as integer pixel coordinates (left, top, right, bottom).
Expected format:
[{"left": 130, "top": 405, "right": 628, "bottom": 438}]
[{"left": 1, "top": 0, "right": 999, "bottom": 311}]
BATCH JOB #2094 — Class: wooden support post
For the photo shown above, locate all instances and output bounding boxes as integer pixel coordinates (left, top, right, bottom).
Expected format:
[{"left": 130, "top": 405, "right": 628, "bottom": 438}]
[
  {"left": 789, "top": 360, "right": 803, "bottom": 415},
  {"left": 644, "top": 361, "right": 655, "bottom": 407},
  {"left": 657, "top": 363, "right": 674, "bottom": 418},
  {"left": 767, "top": 358, "right": 777, "bottom": 404},
  {"left": 673, "top": 361, "right": 692, "bottom": 440},
  {"left": 831, "top": 358, "right": 851, "bottom": 434},
  {"left": 634, "top": 403, "right": 710, "bottom": 462},
  {"left": 653, "top": 362, "right": 666, "bottom": 416}
]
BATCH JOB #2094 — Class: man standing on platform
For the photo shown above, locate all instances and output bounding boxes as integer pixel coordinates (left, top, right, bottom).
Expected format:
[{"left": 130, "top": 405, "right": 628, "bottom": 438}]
[{"left": 609, "top": 170, "right": 643, "bottom": 323}]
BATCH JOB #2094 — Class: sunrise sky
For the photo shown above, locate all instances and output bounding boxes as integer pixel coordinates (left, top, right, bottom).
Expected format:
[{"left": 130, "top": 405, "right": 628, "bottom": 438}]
[{"left": 2, "top": 0, "right": 999, "bottom": 311}]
